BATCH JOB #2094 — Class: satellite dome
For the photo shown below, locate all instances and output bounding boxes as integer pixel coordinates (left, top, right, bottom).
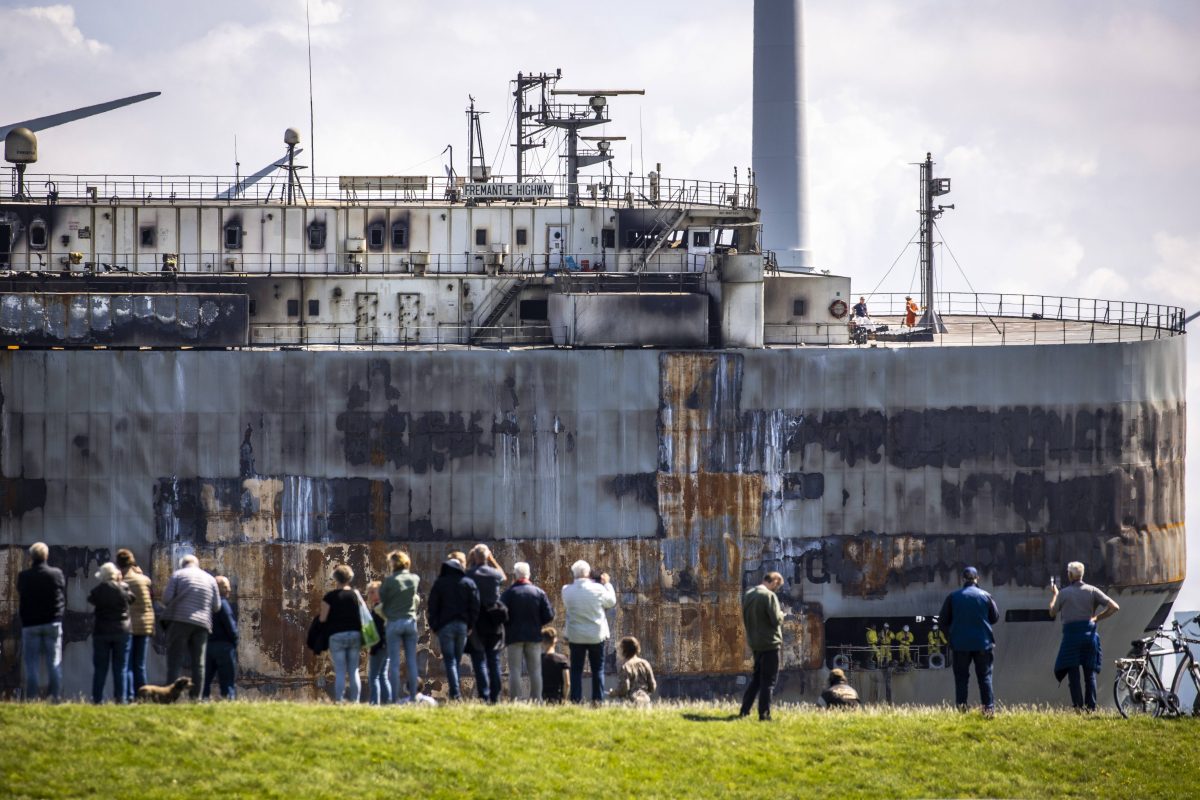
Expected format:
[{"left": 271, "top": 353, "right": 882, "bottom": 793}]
[
  {"left": 284, "top": 127, "right": 302, "bottom": 146},
  {"left": 4, "top": 127, "right": 37, "bottom": 164}
]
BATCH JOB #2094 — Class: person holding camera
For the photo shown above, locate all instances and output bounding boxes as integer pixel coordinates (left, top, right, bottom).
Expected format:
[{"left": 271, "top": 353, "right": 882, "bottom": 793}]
[{"left": 562, "top": 559, "right": 617, "bottom": 703}]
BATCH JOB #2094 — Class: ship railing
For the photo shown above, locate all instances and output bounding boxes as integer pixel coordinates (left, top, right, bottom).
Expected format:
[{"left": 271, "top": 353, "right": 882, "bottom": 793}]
[
  {"left": 767, "top": 316, "right": 1180, "bottom": 347},
  {"left": 12, "top": 173, "right": 755, "bottom": 209},
  {"left": 1, "top": 250, "right": 710, "bottom": 277},
  {"left": 247, "top": 322, "right": 560, "bottom": 349},
  {"left": 553, "top": 271, "right": 708, "bottom": 294},
  {"left": 863, "top": 292, "right": 1185, "bottom": 333}
]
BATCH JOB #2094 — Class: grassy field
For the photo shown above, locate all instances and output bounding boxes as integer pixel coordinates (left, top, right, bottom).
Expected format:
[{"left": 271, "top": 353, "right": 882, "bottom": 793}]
[{"left": 1, "top": 702, "right": 1197, "bottom": 799}]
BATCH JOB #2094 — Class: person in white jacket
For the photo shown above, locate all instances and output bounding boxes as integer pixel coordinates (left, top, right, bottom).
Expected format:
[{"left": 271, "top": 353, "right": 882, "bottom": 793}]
[{"left": 561, "top": 559, "right": 617, "bottom": 703}]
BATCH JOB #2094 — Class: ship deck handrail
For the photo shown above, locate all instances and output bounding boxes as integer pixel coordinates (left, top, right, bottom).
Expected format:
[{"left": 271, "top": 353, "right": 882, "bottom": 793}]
[
  {"left": 11, "top": 173, "right": 754, "bottom": 209},
  {"left": 863, "top": 292, "right": 1184, "bottom": 332}
]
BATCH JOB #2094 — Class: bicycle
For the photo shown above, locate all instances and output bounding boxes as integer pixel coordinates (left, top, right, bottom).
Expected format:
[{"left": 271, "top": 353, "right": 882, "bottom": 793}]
[{"left": 1113, "top": 620, "right": 1200, "bottom": 718}]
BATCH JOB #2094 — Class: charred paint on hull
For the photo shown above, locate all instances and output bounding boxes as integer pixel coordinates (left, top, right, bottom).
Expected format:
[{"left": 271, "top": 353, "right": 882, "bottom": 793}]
[{"left": 0, "top": 339, "right": 1185, "bottom": 701}]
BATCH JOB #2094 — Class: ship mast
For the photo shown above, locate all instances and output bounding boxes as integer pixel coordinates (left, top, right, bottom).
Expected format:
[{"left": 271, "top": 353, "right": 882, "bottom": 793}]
[{"left": 918, "top": 152, "right": 952, "bottom": 332}]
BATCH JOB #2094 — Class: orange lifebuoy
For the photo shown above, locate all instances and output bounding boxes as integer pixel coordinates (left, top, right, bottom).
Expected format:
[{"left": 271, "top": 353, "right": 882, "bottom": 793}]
[{"left": 829, "top": 299, "right": 848, "bottom": 319}]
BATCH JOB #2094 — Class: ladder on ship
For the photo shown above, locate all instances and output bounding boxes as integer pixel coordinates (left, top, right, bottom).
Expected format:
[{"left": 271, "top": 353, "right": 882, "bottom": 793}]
[
  {"left": 469, "top": 278, "right": 527, "bottom": 344},
  {"left": 636, "top": 185, "right": 690, "bottom": 272}
]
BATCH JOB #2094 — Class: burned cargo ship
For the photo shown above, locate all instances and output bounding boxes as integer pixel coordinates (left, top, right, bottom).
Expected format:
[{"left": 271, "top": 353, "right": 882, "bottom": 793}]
[{"left": 0, "top": 2, "right": 1186, "bottom": 705}]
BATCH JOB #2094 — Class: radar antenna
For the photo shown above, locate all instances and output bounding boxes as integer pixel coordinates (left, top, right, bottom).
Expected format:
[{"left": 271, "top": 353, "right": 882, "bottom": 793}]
[
  {"left": 0, "top": 91, "right": 161, "bottom": 140},
  {"left": 543, "top": 85, "right": 645, "bottom": 207}
]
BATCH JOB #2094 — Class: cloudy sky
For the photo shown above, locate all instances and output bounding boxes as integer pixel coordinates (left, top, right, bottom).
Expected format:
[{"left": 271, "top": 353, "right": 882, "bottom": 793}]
[{"left": 2, "top": 0, "right": 1197, "bottom": 605}]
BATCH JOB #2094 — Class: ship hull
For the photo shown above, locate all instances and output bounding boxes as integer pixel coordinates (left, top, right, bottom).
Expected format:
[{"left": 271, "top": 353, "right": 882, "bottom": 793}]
[{"left": 0, "top": 337, "right": 1184, "bottom": 704}]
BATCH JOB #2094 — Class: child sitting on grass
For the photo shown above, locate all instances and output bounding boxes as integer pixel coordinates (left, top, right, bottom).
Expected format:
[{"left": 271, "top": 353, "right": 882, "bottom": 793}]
[
  {"left": 609, "top": 636, "right": 656, "bottom": 707},
  {"left": 540, "top": 626, "right": 570, "bottom": 703}
]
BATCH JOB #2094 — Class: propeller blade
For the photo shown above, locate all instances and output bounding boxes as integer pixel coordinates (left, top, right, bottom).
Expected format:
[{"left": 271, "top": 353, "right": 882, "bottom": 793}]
[
  {"left": 0, "top": 91, "right": 162, "bottom": 139},
  {"left": 215, "top": 148, "right": 304, "bottom": 200}
]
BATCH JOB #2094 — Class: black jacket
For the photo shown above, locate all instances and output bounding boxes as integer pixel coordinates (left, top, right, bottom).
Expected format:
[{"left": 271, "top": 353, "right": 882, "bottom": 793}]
[
  {"left": 500, "top": 580, "right": 555, "bottom": 644},
  {"left": 17, "top": 561, "right": 66, "bottom": 627},
  {"left": 88, "top": 580, "right": 134, "bottom": 636},
  {"left": 427, "top": 559, "right": 479, "bottom": 632}
]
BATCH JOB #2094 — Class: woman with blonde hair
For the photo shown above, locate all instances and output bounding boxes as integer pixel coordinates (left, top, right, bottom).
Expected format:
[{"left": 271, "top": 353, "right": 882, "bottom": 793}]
[
  {"left": 87, "top": 562, "right": 134, "bottom": 703},
  {"left": 115, "top": 548, "right": 154, "bottom": 698},
  {"left": 465, "top": 544, "right": 507, "bottom": 703},
  {"left": 380, "top": 550, "right": 422, "bottom": 702}
]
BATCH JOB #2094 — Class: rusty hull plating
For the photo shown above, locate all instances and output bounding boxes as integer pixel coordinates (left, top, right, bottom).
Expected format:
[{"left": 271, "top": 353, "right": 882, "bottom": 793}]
[{"left": 0, "top": 338, "right": 1185, "bottom": 701}]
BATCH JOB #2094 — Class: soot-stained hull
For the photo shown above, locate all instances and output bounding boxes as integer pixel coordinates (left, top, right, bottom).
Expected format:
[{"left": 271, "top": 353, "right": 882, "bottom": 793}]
[{"left": 0, "top": 338, "right": 1185, "bottom": 704}]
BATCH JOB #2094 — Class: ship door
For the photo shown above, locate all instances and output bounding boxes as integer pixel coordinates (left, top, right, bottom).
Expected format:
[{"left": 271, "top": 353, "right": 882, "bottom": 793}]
[
  {"left": 397, "top": 292, "right": 421, "bottom": 342},
  {"left": 0, "top": 220, "right": 11, "bottom": 268},
  {"left": 546, "top": 225, "right": 566, "bottom": 270},
  {"left": 354, "top": 292, "right": 379, "bottom": 343},
  {"left": 688, "top": 228, "right": 713, "bottom": 272}
]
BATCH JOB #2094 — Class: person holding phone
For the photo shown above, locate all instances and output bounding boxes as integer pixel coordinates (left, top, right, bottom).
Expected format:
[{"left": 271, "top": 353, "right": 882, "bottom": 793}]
[{"left": 1049, "top": 561, "right": 1119, "bottom": 711}]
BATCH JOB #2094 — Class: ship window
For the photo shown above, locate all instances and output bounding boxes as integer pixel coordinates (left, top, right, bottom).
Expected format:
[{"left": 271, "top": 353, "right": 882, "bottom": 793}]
[
  {"left": 28, "top": 219, "right": 47, "bottom": 250},
  {"left": 391, "top": 223, "right": 408, "bottom": 250},
  {"left": 692, "top": 231, "right": 711, "bottom": 248},
  {"left": 224, "top": 223, "right": 243, "bottom": 250},
  {"left": 519, "top": 299, "right": 548, "bottom": 320},
  {"left": 308, "top": 221, "right": 327, "bottom": 250},
  {"left": 793, "top": 299, "right": 806, "bottom": 317},
  {"left": 287, "top": 299, "right": 299, "bottom": 317},
  {"left": 367, "top": 222, "right": 385, "bottom": 251},
  {"left": 141, "top": 227, "right": 156, "bottom": 247},
  {"left": 308, "top": 299, "right": 320, "bottom": 316},
  {"left": 475, "top": 228, "right": 488, "bottom": 246},
  {"left": 515, "top": 228, "right": 528, "bottom": 246},
  {"left": 601, "top": 228, "right": 615, "bottom": 249}
]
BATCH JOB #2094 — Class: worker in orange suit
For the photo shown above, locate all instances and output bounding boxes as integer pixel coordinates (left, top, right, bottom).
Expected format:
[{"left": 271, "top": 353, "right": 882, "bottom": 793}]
[{"left": 904, "top": 296, "right": 919, "bottom": 327}]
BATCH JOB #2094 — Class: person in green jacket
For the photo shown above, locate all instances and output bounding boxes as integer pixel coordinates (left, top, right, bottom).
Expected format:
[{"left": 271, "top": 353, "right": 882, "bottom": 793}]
[
  {"left": 379, "top": 551, "right": 422, "bottom": 702},
  {"left": 739, "top": 571, "right": 786, "bottom": 721}
]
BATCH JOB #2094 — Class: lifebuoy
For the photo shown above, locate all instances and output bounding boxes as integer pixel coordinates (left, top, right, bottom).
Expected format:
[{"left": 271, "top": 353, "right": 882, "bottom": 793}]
[
  {"left": 829, "top": 299, "right": 848, "bottom": 319},
  {"left": 928, "top": 653, "right": 946, "bottom": 670},
  {"left": 831, "top": 654, "right": 851, "bottom": 671}
]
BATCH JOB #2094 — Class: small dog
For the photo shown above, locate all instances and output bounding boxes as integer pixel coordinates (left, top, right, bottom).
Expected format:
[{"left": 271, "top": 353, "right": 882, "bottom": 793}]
[{"left": 136, "top": 677, "right": 192, "bottom": 704}]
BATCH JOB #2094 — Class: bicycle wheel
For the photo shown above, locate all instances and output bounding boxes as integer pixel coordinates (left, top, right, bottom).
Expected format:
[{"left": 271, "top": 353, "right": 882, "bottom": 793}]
[{"left": 1113, "top": 666, "right": 1164, "bottom": 718}]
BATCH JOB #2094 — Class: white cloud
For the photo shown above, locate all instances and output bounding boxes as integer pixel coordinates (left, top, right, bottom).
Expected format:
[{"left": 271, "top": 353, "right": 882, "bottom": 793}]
[
  {"left": 0, "top": 4, "right": 109, "bottom": 71},
  {"left": 1147, "top": 231, "right": 1200, "bottom": 311}
]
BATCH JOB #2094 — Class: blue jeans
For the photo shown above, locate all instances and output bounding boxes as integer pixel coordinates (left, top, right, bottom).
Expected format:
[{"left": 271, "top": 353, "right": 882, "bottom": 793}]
[
  {"left": 328, "top": 630, "right": 361, "bottom": 702},
  {"left": 203, "top": 641, "right": 237, "bottom": 700},
  {"left": 368, "top": 648, "right": 391, "bottom": 704},
  {"left": 22, "top": 622, "right": 62, "bottom": 701},
  {"left": 569, "top": 641, "right": 607, "bottom": 704},
  {"left": 386, "top": 618, "right": 420, "bottom": 701},
  {"left": 436, "top": 621, "right": 468, "bottom": 700},
  {"left": 126, "top": 634, "right": 150, "bottom": 699},
  {"left": 1065, "top": 665, "right": 1098, "bottom": 710},
  {"left": 952, "top": 649, "right": 994, "bottom": 710},
  {"left": 468, "top": 641, "right": 503, "bottom": 703},
  {"left": 21, "top": 623, "right": 62, "bottom": 700},
  {"left": 92, "top": 633, "right": 131, "bottom": 704}
]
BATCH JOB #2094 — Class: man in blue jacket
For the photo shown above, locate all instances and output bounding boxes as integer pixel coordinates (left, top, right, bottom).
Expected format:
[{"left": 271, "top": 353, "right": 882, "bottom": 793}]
[{"left": 938, "top": 566, "right": 1000, "bottom": 714}]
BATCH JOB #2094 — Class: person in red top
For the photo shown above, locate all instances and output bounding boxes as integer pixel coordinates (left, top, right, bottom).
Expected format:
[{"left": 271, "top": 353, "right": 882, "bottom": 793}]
[{"left": 904, "top": 296, "right": 919, "bottom": 327}]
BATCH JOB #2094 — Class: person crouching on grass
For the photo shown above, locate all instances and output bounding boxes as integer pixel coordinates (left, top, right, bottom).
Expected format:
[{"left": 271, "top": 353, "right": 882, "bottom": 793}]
[
  {"left": 540, "top": 626, "right": 570, "bottom": 703},
  {"left": 608, "top": 636, "right": 656, "bottom": 706}
]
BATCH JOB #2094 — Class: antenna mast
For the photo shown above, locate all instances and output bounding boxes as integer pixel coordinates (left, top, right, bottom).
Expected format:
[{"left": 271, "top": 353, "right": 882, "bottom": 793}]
[
  {"left": 467, "top": 97, "right": 490, "bottom": 183},
  {"left": 918, "top": 152, "right": 952, "bottom": 332},
  {"left": 511, "top": 70, "right": 558, "bottom": 182}
]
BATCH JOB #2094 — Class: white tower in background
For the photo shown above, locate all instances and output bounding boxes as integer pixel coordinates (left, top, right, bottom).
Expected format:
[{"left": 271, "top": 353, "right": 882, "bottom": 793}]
[{"left": 753, "top": 0, "right": 813, "bottom": 272}]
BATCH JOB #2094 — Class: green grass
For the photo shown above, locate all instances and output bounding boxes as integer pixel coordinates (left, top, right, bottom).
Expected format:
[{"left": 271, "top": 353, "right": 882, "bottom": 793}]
[{"left": 1, "top": 702, "right": 1197, "bottom": 799}]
